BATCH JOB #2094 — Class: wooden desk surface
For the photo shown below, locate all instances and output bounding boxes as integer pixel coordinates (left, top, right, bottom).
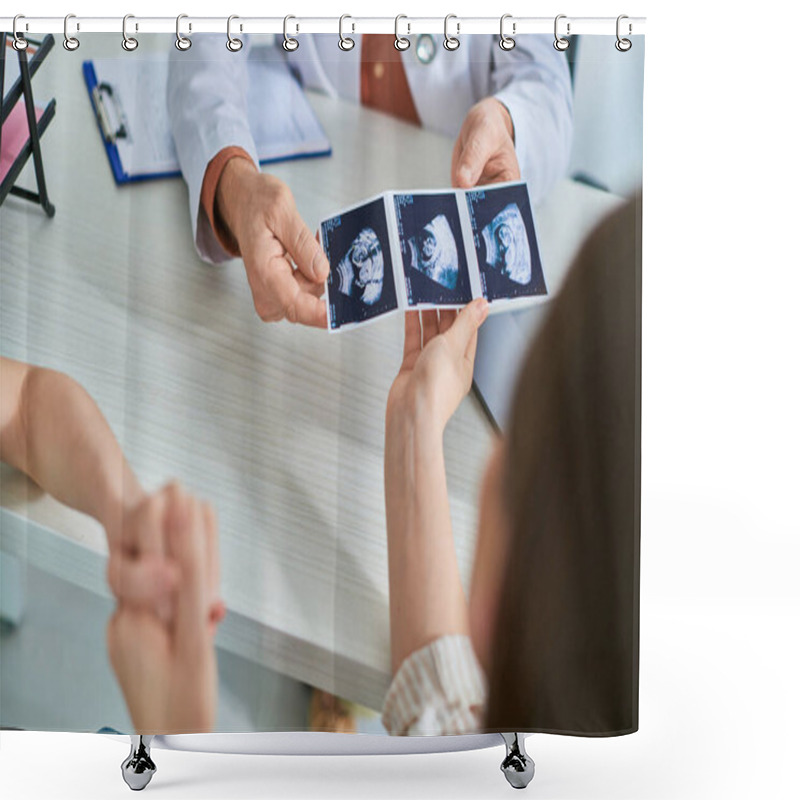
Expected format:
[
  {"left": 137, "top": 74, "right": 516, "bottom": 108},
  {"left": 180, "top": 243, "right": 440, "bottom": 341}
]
[{"left": 0, "top": 36, "right": 621, "bottom": 713}]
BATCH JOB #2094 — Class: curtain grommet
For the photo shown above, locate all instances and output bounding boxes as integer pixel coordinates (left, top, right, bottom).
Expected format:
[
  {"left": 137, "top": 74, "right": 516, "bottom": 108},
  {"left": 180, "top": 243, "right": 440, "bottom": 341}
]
[
  {"left": 226, "top": 15, "right": 243, "bottom": 52},
  {"left": 443, "top": 14, "right": 460, "bottom": 51},
  {"left": 615, "top": 15, "right": 632, "bottom": 51},
  {"left": 339, "top": 14, "right": 355, "bottom": 51},
  {"left": 175, "top": 13, "right": 192, "bottom": 51},
  {"left": 63, "top": 14, "right": 80, "bottom": 51},
  {"left": 499, "top": 14, "right": 516, "bottom": 51},
  {"left": 12, "top": 15, "right": 29, "bottom": 51},
  {"left": 121, "top": 14, "right": 138, "bottom": 52},
  {"left": 554, "top": 14, "right": 570, "bottom": 51},
  {"left": 394, "top": 15, "right": 411, "bottom": 51},
  {"left": 283, "top": 15, "right": 299, "bottom": 52}
]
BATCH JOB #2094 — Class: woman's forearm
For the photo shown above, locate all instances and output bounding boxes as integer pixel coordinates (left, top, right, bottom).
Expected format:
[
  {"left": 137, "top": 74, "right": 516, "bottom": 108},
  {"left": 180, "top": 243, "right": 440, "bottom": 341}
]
[
  {"left": 384, "top": 407, "right": 470, "bottom": 675},
  {"left": 0, "top": 359, "right": 143, "bottom": 544}
]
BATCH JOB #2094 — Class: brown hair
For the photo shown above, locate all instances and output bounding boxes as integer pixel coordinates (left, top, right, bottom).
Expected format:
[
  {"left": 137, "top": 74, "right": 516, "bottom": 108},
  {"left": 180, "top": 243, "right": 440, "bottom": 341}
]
[{"left": 484, "top": 195, "right": 642, "bottom": 735}]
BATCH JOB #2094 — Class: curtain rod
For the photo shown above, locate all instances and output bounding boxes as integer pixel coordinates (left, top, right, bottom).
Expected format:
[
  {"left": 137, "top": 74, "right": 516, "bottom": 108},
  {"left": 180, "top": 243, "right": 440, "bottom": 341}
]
[{"left": 1, "top": 15, "right": 646, "bottom": 37}]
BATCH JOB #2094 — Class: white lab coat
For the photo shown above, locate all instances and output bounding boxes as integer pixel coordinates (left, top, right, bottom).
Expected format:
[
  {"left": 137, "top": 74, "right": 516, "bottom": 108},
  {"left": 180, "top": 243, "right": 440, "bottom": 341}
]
[{"left": 167, "top": 34, "right": 573, "bottom": 264}]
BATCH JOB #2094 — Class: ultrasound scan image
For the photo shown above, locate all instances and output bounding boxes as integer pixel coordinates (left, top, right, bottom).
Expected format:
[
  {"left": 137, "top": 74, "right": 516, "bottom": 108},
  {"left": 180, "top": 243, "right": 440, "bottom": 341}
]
[
  {"left": 466, "top": 183, "right": 546, "bottom": 303},
  {"left": 395, "top": 193, "right": 473, "bottom": 307},
  {"left": 322, "top": 197, "right": 399, "bottom": 330},
  {"left": 481, "top": 203, "right": 532, "bottom": 285},
  {"left": 408, "top": 214, "right": 459, "bottom": 290},
  {"left": 336, "top": 227, "right": 384, "bottom": 306}
]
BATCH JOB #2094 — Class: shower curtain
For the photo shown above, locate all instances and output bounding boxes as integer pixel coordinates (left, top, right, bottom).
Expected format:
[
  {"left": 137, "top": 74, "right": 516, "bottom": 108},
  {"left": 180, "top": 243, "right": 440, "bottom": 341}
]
[{"left": 0, "top": 27, "right": 643, "bottom": 743}]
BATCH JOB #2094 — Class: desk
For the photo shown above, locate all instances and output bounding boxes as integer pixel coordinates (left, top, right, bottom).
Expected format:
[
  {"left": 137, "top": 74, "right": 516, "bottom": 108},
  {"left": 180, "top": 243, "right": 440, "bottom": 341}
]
[{"left": 0, "top": 37, "right": 622, "bottom": 717}]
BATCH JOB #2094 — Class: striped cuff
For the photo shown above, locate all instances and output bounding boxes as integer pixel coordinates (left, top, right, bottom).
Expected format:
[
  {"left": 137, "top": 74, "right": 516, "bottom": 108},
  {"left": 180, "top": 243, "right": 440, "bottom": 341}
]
[{"left": 382, "top": 635, "right": 487, "bottom": 736}]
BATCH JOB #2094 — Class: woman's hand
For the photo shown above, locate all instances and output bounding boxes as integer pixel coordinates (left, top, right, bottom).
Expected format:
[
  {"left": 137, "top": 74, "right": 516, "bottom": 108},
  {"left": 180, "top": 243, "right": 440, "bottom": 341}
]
[
  {"left": 383, "top": 301, "right": 488, "bottom": 673},
  {"left": 107, "top": 484, "right": 221, "bottom": 734},
  {"left": 387, "top": 300, "right": 489, "bottom": 436}
]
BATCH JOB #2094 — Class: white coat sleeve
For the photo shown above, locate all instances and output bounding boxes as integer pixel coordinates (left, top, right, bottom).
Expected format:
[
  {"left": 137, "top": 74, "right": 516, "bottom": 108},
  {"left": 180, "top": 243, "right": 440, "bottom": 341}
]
[
  {"left": 167, "top": 34, "right": 260, "bottom": 264},
  {"left": 491, "top": 35, "right": 573, "bottom": 204}
]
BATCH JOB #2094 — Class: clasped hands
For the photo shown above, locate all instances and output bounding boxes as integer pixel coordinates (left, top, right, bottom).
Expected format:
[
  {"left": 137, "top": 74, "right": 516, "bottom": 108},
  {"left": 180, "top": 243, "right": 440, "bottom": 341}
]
[{"left": 106, "top": 483, "right": 223, "bottom": 734}]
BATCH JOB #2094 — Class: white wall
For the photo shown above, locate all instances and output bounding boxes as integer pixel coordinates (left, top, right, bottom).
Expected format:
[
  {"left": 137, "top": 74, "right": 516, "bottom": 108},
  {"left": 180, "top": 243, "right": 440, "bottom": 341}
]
[{"left": 568, "top": 36, "right": 645, "bottom": 197}]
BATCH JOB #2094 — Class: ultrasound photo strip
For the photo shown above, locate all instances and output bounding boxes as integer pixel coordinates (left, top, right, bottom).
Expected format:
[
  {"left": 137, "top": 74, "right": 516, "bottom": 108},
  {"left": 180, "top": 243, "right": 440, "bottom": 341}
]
[{"left": 320, "top": 181, "right": 547, "bottom": 332}]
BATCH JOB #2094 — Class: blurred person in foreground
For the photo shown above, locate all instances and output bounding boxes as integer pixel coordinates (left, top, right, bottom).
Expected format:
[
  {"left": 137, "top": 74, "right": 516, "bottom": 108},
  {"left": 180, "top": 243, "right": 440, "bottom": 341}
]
[{"left": 381, "top": 194, "right": 641, "bottom": 736}]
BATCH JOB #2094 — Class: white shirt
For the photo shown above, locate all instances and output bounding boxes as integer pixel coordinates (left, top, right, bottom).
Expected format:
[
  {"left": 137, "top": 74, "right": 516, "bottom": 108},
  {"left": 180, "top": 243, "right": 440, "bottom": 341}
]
[{"left": 167, "top": 34, "right": 573, "bottom": 264}]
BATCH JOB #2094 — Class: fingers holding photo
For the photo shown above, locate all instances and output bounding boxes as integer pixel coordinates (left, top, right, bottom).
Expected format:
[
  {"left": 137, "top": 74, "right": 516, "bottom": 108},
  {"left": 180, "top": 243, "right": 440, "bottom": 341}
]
[
  {"left": 272, "top": 273, "right": 328, "bottom": 327},
  {"left": 217, "top": 166, "right": 330, "bottom": 328},
  {"left": 267, "top": 185, "right": 330, "bottom": 286},
  {"left": 451, "top": 98, "right": 520, "bottom": 189},
  {"left": 389, "top": 301, "right": 489, "bottom": 434},
  {"left": 438, "top": 309, "right": 458, "bottom": 336},
  {"left": 443, "top": 298, "right": 488, "bottom": 360},
  {"left": 244, "top": 227, "right": 328, "bottom": 328},
  {"left": 421, "top": 309, "right": 440, "bottom": 348},
  {"left": 402, "top": 309, "right": 423, "bottom": 367}
]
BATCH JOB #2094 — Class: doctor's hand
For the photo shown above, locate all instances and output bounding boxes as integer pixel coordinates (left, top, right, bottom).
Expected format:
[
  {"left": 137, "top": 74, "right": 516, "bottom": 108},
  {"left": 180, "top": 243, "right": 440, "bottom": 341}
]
[
  {"left": 216, "top": 158, "right": 330, "bottom": 327},
  {"left": 451, "top": 98, "right": 520, "bottom": 189},
  {"left": 386, "top": 301, "right": 489, "bottom": 437},
  {"left": 108, "top": 487, "right": 220, "bottom": 734}
]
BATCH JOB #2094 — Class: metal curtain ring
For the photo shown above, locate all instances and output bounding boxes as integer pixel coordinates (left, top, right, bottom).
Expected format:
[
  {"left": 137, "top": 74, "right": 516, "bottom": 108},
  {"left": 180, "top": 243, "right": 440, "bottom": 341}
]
[
  {"left": 175, "top": 14, "right": 191, "bottom": 51},
  {"left": 616, "top": 14, "right": 632, "bottom": 51},
  {"left": 338, "top": 14, "right": 355, "bottom": 51},
  {"left": 63, "top": 14, "right": 80, "bottom": 51},
  {"left": 554, "top": 14, "right": 570, "bottom": 51},
  {"left": 443, "top": 14, "right": 460, "bottom": 51},
  {"left": 394, "top": 15, "right": 410, "bottom": 51},
  {"left": 283, "top": 15, "right": 299, "bottom": 52},
  {"left": 122, "top": 14, "right": 138, "bottom": 51},
  {"left": 338, "top": 15, "right": 355, "bottom": 51},
  {"left": 12, "top": 15, "right": 28, "bottom": 51},
  {"left": 226, "top": 15, "right": 243, "bottom": 52},
  {"left": 499, "top": 14, "right": 516, "bottom": 51}
]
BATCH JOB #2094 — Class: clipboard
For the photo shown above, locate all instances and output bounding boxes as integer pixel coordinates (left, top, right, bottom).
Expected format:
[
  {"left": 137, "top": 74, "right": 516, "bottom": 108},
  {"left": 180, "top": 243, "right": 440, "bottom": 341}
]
[
  {"left": 83, "top": 60, "right": 151, "bottom": 185},
  {"left": 82, "top": 56, "right": 332, "bottom": 186}
]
